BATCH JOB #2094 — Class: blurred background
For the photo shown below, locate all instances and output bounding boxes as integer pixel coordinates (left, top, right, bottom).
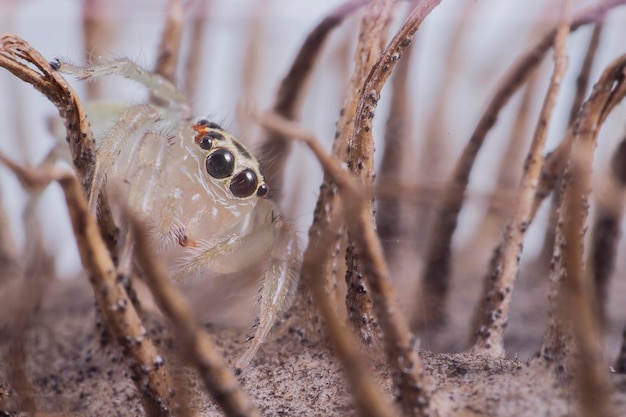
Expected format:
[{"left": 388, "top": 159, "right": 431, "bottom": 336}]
[{"left": 1, "top": 0, "right": 625, "bottom": 359}]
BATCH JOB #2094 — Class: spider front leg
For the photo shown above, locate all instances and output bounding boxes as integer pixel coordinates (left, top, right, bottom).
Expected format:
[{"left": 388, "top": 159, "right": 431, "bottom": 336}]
[
  {"left": 52, "top": 57, "right": 188, "bottom": 110},
  {"left": 172, "top": 200, "right": 299, "bottom": 370}
]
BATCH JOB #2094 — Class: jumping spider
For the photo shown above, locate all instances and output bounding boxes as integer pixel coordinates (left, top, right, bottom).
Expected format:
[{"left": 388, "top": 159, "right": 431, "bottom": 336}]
[{"left": 52, "top": 58, "right": 299, "bottom": 369}]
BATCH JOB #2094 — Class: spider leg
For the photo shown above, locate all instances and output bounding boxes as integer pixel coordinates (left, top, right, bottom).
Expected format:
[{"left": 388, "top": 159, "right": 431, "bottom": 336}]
[
  {"left": 53, "top": 58, "right": 187, "bottom": 107},
  {"left": 234, "top": 214, "right": 298, "bottom": 370},
  {"left": 89, "top": 104, "right": 161, "bottom": 214},
  {"left": 170, "top": 200, "right": 299, "bottom": 369}
]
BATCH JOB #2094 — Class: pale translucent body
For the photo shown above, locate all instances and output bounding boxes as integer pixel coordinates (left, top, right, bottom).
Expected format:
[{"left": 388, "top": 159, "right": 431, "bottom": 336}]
[{"left": 57, "top": 58, "right": 299, "bottom": 369}]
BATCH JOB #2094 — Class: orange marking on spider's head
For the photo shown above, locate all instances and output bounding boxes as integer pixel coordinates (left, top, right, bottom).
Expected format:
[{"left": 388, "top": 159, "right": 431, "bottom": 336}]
[{"left": 177, "top": 233, "right": 198, "bottom": 248}]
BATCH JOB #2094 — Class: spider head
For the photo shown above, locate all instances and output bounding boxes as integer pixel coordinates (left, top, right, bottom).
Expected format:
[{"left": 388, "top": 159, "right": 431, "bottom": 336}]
[{"left": 192, "top": 120, "right": 268, "bottom": 199}]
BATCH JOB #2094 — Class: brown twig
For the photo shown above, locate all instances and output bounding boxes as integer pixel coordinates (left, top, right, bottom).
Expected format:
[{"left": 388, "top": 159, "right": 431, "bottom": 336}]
[
  {"left": 259, "top": 106, "right": 442, "bottom": 417},
  {"left": 375, "top": 7, "right": 415, "bottom": 265},
  {"left": 0, "top": 187, "right": 17, "bottom": 271},
  {"left": 537, "top": 22, "right": 604, "bottom": 263},
  {"left": 560, "top": 142, "right": 616, "bottom": 417},
  {"left": 82, "top": 0, "right": 113, "bottom": 99},
  {"left": 300, "top": 201, "right": 398, "bottom": 417},
  {"left": 348, "top": 1, "right": 444, "bottom": 414},
  {"left": 0, "top": 34, "right": 119, "bottom": 258},
  {"left": 417, "top": 1, "right": 626, "bottom": 330},
  {"left": 129, "top": 216, "right": 262, "bottom": 417},
  {"left": 154, "top": 0, "right": 184, "bottom": 84},
  {"left": 471, "top": 0, "right": 571, "bottom": 358},
  {"left": 183, "top": 0, "right": 210, "bottom": 109},
  {"left": 296, "top": 0, "right": 395, "bottom": 346},
  {"left": 412, "top": 0, "right": 475, "bottom": 258},
  {"left": 617, "top": 324, "right": 626, "bottom": 373},
  {"left": 236, "top": 0, "right": 270, "bottom": 141},
  {"left": 538, "top": 55, "right": 626, "bottom": 417},
  {"left": 589, "top": 135, "right": 626, "bottom": 326},
  {"left": 259, "top": 0, "right": 368, "bottom": 201},
  {"left": 465, "top": 74, "right": 540, "bottom": 339},
  {"left": 5, "top": 242, "right": 51, "bottom": 413},
  {"left": 0, "top": 155, "right": 178, "bottom": 417}
]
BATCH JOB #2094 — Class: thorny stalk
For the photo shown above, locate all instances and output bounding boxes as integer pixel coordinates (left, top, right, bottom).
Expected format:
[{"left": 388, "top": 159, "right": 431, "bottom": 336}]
[
  {"left": 343, "top": 0, "right": 396, "bottom": 347},
  {"left": 299, "top": 189, "right": 398, "bottom": 417},
  {"left": 617, "top": 325, "right": 626, "bottom": 373},
  {"left": 416, "top": 0, "right": 626, "bottom": 329},
  {"left": 540, "top": 54, "right": 626, "bottom": 417},
  {"left": 154, "top": 0, "right": 184, "bottom": 84},
  {"left": 259, "top": 0, "right": 369, "bottom": 201},
  {"left": 471, "top": 0, "right": 571, "bottom": 358},
  {"left": 589, "top": 135, "right": 626, "bottom": 326},
  {"left": 468, "top": 73, "right": 539, "bottom": 340},
  {"left": 0, "top": 34, "right": 119, "bottom": 259},
  {"left": 412, "top": 0, "right": 475, "bottom": 264},
  {"left": 259, "top": 111, "right": 428, "bottom": 417},
  {"left": 376, "top": 24, "right": 415, "bottom": 262},
  {"left": 130, "top": 216, "right": 262, "bottom": 417},
  {"left": 347, "top": 1, "right": 444, "bottom": 415},
  {"left": 0, "top": 155, "right": 178, "bottom": 417},
  {"left": 3, "top": 240, "right": 51, "bottom": 413},
  {"left": 236, "top": 0, "right": 270, "bottom": 141},
  {"left": 537, "top": 22, "right": 604, "bottom": 262},
  {"left": 297, "top": 0, "right": 395, "bottom": 344},
  {"left": 183, "top": 0, "right": 210, "bottom": 109},
  {"left": 82, "top": 0, "right": 112, "bottom": 100}
]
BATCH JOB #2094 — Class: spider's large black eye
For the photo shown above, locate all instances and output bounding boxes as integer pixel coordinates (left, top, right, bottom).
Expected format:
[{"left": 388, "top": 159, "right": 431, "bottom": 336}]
[
  {"left": 205, "top": 149, "right": 234, "bottom": 179},
  {"left": 230, "top": 169, "right": 258, "bottom": 198}
]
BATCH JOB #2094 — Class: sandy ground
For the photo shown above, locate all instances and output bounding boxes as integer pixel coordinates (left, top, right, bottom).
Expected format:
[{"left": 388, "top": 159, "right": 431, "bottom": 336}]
[{"left": 0, "top": 253, "right": 624, "bottom": 417}]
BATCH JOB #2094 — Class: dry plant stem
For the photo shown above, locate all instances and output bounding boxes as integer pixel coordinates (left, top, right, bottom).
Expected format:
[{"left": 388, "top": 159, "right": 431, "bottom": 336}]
[
  {"left": 589, "top": 135, "right": 626, "bottom": 326},
  {"left": 471, "top": 1, "right": 571, "bottom": 358},
  {"left": 340, "top": 0, "right": 397, "bottom": 349},
  {"left": 154, "top": 0, "right": 184, "bottom": 84},
  {"left": 0, "top": 193, "right": 16, "bottom": 267},
  {"left": 298, "top": 0, "right": 394, "bottom": 343},
  {"left": 559, "top": 147, "right": 616, "bottom": 417},
  {"left": 130, "top": 219, "right": 262, "bottom": 417},
  {"left": 302, "top": 213, "right": 398, "bottom": 417},
  {"left": 413, "top": 0, "right": 475, "bottom": 254},
  {"left": 349, "top": 1, "right": 444, "bottom": 414},
  {"left": 540, "top": 54, "right": 626, "bottom": 398},
  {"left": 0, "top": 35, "right": 95, "bottom": 190},
  {"left": 260, "top": 110, "right": 440, "bottom": 417},
  {"left": 417, "top": 0, "right": 626, "bottom": 329},
  {"left": 375, "top": 11, "right": 415, "bottom": 263},
  {"left": 537, "top": 22, "right": 604, "bottom": 262},
  {"left": 0, "top": 34, "right": 119, "bottom": 257},
  {"left": 82, "top": 0, "right": 111, "bottom": 100},
  {"left": 237, "top": 0, "right": 269, "bottom": 139},
  {"left": 5, "top": 254, "right": 49, "bottom": 413},
  {"left": 183, "top": 0, "right": 209, "bottom": 108},
  {"left": 0, "top": 156, "right": 178, "bottom": 417},
  {"left": 467, "top": 78, "right": 539, "bottom": 339},
  {"left": 617, "top": 325, "right": 626, "bottom": 373},
  {"left": 259, "top": 0, "right": 368, "bottom": 200}
]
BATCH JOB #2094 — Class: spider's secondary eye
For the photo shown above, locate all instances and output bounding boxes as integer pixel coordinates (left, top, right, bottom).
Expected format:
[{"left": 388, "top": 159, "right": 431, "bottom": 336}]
[
  {"left": 256, "top": 183, "right": 268, "bottom": 197},
  {"left": 198, "top": 135, "right": 212, "bottom": 150},
  {"left": 206, "top": 149, "right": 234, "bottom": 179},
  {"left": 230, "top": 169, "right": 258, "bottom": 198}
]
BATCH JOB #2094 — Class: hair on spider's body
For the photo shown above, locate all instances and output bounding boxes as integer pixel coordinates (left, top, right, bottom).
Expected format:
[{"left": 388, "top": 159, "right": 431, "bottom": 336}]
[{"left": 54, "top": 57, "right": 299, "bottom": 370}]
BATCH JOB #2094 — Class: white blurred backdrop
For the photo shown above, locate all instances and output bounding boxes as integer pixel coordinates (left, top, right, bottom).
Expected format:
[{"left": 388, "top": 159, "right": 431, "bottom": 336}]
[{"left": 0, "top": 0, "right": 625, "bottom": 277}]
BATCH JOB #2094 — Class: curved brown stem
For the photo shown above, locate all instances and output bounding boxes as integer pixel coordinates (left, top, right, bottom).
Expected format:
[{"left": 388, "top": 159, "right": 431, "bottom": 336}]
[{"left": 416, "top": 1, "right": 626, "bottom": 327}]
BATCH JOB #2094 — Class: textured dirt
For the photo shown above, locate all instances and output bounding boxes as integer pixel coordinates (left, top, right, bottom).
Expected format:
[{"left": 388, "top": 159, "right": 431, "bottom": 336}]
[{"left": 0, "top": 271, "right": 625, "bottom": 417}]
